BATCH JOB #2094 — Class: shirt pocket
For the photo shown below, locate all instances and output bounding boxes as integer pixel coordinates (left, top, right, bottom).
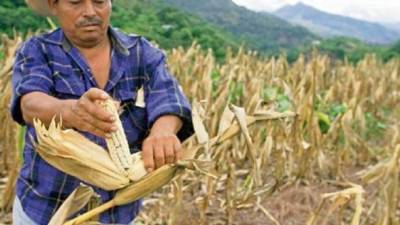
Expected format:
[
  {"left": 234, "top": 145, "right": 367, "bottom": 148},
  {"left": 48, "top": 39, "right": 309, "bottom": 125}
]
[
  {"left": 52, "top": 66, "right": 86, "bottom": 99},
  {"left": 115, "top": 89, "right": 148, "bottom": 150}
]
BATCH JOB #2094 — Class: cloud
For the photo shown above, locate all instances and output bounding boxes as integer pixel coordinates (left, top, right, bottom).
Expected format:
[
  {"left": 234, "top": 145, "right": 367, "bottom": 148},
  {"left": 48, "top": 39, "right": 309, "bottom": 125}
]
[{"left": 232, "top": 0, "right": 293, "bottom": 11}]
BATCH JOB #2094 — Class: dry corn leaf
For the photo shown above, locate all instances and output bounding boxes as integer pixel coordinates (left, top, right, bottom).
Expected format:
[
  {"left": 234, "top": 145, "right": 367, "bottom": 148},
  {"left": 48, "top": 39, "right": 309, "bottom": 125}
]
[
  {"left": 192, "top": 101, "right": 209, "bottom": 144},
  {"left": 357, "top": 144, "right": 400, "bottom": 184},
  {"left": 49, "top": 185, "right": 94, "bottom": 225},
  {"left": 217, "top": 104, "right": 235, "bottom": 137},
  {"left": 308, "top": 183, "right": 364, "bottom": 225}
]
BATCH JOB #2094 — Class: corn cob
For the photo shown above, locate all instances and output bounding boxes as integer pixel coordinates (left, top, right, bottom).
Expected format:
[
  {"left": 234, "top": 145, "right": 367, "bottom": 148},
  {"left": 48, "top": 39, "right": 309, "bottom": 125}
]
[{"left": 100, "top": 99, "right": 148, "bottom": 181}]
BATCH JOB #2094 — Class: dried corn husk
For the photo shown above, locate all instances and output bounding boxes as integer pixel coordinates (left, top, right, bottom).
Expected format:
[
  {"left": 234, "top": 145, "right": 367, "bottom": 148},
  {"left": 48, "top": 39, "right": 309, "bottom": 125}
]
[{"left": 34, "top": 118, "right": 130, "bottom": 190}]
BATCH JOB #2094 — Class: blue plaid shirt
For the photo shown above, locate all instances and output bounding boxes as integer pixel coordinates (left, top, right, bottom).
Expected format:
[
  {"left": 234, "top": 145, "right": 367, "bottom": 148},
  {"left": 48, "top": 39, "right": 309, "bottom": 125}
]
[{"left": 10, "top": 27, "right": 193, "bottom": 225}]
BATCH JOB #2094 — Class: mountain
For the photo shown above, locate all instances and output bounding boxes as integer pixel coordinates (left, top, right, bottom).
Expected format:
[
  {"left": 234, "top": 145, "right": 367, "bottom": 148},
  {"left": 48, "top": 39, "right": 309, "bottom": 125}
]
[
  {"left": 383, "top": 22, "right": 400, "bottom": 35},
  {"left": 111, "top": 0, "right": 241, "bottom": 59},
  {"left": 274, "top": 2, "right": 400, "bottom": 44},
  {"left": 1, "top": 0, "right": 399, "bottom": 63},
  {"left": 0, "top": 0, "right": 240, "bottom": 60},
  {"left": 161, "top": 0, "right": 318, "bottom": 55}
]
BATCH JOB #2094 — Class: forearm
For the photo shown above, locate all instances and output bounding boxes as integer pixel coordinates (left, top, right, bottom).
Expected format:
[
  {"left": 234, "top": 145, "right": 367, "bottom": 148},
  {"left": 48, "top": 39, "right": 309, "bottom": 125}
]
[
  {"left": 20, "top": 91, "right": 75, "bottom": 127},
  {"left": 21, "top": 89, "right": 117, "bottom": 138},
  {"left": 150, "top": 115, "right": 183, "bottom": 135}
]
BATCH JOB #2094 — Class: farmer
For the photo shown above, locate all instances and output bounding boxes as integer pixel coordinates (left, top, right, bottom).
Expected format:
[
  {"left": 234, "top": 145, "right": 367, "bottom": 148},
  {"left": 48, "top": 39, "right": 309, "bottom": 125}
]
[{"left": 10, "top": 0, "right": 194, "bottom": 224}]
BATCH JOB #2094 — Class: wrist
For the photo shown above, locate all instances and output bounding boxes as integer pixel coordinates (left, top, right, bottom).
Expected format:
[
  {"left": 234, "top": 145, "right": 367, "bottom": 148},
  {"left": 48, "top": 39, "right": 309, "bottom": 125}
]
[
  {"left": 149, "top": 130, "right": 177, "bottom": 137},
  {"left": 59, "top": 99, "right": 76, "bottom": 129},
  {"left": 150, "top": 115, "right": 183, "bottom": 136}
]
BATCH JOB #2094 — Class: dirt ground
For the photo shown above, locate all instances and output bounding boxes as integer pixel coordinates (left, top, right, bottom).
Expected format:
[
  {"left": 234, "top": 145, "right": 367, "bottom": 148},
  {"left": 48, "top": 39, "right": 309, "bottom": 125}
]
[{"left": 0, "top": 168, "right": 379, "bottom": 225}]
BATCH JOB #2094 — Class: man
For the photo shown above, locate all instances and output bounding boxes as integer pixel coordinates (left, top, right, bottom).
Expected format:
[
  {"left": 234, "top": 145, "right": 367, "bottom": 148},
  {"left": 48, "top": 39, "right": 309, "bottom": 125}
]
[{"left": 10, "top": 0, "right": 194, "bottom": 224}]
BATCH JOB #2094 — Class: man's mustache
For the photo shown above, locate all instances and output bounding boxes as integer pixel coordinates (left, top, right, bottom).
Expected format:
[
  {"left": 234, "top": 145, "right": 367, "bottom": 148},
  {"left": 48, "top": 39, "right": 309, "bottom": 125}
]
[{"left": 77, "top": 17, "right": 102, "bottom": 27}]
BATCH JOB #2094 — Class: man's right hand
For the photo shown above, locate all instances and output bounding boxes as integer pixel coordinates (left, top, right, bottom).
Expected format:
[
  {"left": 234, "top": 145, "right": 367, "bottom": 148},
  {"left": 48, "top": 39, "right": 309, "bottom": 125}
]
[{"left": 63, "top": 88, "right": 117, "bottom": 138}]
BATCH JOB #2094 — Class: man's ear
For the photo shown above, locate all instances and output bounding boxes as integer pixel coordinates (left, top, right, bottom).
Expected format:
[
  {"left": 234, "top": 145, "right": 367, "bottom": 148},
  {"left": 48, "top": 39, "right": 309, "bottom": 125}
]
[{"left": 47, "top": 0, "right": 58, "bottom": 16}]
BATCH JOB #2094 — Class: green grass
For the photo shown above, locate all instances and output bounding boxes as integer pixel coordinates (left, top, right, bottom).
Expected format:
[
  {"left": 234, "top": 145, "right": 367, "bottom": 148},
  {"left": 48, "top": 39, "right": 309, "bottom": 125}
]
[
  {"left": 0, "top": 50, "right": 4, "bottom": 61},
  {"left": 262, "top": 87, "right": 292, "bottom": 112}
]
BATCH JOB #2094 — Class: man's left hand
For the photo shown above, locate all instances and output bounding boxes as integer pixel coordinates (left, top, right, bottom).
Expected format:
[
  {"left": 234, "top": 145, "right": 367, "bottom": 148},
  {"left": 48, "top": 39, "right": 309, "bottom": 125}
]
[{"left": 141, "top": 115, "right": 183, "bottom": 172}]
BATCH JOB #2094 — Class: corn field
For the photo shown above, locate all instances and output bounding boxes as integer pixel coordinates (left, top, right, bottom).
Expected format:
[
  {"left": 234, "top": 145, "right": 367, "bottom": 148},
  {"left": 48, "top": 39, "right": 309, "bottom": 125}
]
[{"left": 0, "top": 35, "right": 400, "bottom": 225}]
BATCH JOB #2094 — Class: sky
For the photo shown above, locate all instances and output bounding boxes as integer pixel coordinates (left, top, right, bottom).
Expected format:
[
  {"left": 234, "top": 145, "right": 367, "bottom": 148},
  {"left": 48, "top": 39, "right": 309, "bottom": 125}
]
[{"left": 232, "top": 0, "right": 400, "bottom": 24}]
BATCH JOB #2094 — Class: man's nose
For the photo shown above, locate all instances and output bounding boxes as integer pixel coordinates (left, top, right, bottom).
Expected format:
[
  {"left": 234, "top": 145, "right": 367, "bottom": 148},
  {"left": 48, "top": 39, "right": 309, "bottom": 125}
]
[{"left": 82, "top": 1, "right": 96, "bottom": 17}]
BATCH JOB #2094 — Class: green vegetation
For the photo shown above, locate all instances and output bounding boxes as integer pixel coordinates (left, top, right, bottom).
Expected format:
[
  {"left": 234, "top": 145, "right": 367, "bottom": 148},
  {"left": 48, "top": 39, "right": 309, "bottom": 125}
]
[
  {"left": 364, "top": 112, "right": 387, "bottom": 139},
  {"left": 262, "top": 87, "right": 292, "bottom": 112},
  {"left": 0, "top": 50, "right": 4, "bottom": 61},
  {"left": 0, "top": 0, "right": 239, "bottom": 60},
  {"left": 0, "top": 0, "right": 398, "bottom": 63},
  {"left": 0, "top": 0, "right": 51, "bottom": 35},
  {"left": 163, "top": 0, "right": 317, "bottom": 56},
  {"left": 315, "top": 37, "right": 400, "bottom": 63},
  {"left": 316, "top": 103, "right": 347, "bottom": 134},
  {"left": 162, "top": 0, "right": 400, "bottom": 63},
  {"left": 382, "top": 40, "right": 400, "bottom": 61},
  {"left": 111, "top": 0, "right": 239, "bottom": 59}
]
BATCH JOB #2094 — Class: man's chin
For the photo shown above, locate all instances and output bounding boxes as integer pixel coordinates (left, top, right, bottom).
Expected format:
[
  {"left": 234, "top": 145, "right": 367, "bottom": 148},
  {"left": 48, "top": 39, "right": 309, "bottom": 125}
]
[
  {"left": 80, "top": 25, "right": 102, "bottom": 31},
  {"left": 78, "top": 30, "right": 105, "bottom": 43}
]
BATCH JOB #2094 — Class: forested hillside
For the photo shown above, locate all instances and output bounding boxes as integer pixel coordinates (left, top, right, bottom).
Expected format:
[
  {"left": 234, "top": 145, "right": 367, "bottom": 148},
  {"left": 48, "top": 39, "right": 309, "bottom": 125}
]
[
  {"left": 0, "top": 0, "right": 239, "bottom": 59},
  {"left": 274, "top": 2, "right": 400, "bottom": 44},
  {"left": 0, "top": 0, "right": 399, "bottom": 62},
  {"left": 163, "top": 0, "right": 317, "bottom": 57}
]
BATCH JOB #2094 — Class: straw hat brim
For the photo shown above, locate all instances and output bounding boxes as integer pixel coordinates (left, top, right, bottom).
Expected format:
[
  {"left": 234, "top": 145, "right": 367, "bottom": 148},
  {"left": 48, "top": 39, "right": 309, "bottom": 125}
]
[{"left": 25, "top": 0, "right": 52, "bottom": 17}]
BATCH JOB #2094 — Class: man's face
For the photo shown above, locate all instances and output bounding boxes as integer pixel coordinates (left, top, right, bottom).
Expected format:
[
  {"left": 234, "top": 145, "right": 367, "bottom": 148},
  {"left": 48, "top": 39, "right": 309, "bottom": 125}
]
[{"left": 48, "top": 0, "right": 112, "bottom": 45}]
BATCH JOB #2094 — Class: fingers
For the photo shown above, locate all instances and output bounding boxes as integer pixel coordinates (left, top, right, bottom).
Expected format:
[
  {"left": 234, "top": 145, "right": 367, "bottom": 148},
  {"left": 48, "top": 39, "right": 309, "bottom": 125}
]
[
  {"left": 80, "top": 89, "right": 115, "bottom": 123},
  {"left": 174, "top": 141, "right": 182, "bottom": 161},
  {"left": 142, "top": 139, "right": 154, "bottom": 172},
  {"left": 142, "top": 133, "right": 181, "bottom": 172},
  {"left": 66, "top": 88, "right": 117, "bottom": 138},
  {"left": 79, "top": 122, "right": 110, "bottom": 138},
  {"left": 154, "top": 143, "right": 165, "bottom": 169},
  {"left": 80, "top": 116, "right": 116, "bottom": 137},
  {"left": 84, "top": 88, "right": 109, "bottom": 101},
  {"left": 164, "top": 141, "right": 175, "bottom": 164},
  {"left": 80, "top": 99, "right": 115, "bottom": 123}
]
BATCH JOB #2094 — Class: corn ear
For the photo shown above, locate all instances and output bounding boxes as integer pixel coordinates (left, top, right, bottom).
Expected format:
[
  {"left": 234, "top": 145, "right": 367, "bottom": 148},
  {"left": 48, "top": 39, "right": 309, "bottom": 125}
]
[
  {"left": 100, "top": 98, "right": 147, "bottom": 182},
  {"left": 100, "top": 99, "right": 132, "bottom": 174}
]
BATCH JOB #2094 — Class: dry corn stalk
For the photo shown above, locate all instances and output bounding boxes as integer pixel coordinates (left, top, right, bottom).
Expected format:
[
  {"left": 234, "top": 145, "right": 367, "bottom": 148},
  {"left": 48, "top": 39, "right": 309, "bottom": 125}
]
[
  {"left": 0, "top": 36, "right": 23, "bottom": 212},
  {"left": 63, "top": 164, "right": 185, "bottom": 225},
  {"left": 39, "top": 100, "right": 276, "bottom": 224},
  {"left": 4, "top": 37, "right": 397, "bottom": 224},
  {"left": 59, "top": 108, "right": 277, "bottom": 225},
  {"left": 307, "top": 183, "right": 364, "bottom": 225}
]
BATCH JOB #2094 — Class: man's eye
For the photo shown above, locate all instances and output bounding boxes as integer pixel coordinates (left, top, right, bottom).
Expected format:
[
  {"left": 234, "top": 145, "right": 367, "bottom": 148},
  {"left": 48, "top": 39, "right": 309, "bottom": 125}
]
[
  {"left": 94, "top": 0, "right": 105, "bottom": 4},
  {"left": 69, "top": 0, "right": 81, "bottom": 5}
]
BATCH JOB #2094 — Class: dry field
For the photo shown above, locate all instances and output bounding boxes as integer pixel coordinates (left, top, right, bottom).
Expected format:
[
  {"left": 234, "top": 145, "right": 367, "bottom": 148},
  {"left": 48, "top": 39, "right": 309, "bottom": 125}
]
[{"left": 1, "top": 36, "right": 400, "bottom": 225}]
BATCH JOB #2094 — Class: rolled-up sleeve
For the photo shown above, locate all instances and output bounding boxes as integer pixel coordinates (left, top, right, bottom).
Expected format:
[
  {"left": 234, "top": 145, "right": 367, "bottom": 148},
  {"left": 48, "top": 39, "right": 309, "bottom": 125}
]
[
  {"left": 143, "top": 43, "right": 194, "bottom": 142},
  {"left": 10, "top": 38, "right": 53, "bottom": 125}
]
